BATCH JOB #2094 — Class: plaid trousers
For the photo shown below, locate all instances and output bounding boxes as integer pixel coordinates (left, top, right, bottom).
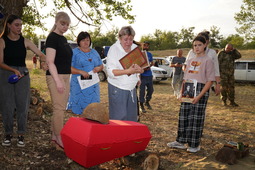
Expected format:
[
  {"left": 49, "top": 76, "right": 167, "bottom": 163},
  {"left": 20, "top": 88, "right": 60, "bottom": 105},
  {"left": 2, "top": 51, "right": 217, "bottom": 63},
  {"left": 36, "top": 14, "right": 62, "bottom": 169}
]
[{"left": 176, "top": 83, "right": 209, "bottom": 148}]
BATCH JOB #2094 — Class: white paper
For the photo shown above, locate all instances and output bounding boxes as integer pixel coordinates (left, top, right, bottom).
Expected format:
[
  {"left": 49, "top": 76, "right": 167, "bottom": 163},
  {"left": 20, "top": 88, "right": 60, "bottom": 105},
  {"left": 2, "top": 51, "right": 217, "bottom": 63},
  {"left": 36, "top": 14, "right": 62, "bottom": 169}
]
[{"left": 77, "top": 71, "right": 100, "bottom": 90}]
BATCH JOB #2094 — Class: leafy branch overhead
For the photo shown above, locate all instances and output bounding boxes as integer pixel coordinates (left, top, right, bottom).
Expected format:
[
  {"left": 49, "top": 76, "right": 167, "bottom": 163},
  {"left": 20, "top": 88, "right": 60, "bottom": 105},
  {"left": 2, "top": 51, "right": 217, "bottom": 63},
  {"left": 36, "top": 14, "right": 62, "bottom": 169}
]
[
  {"left": 234, "top": 0, "right": 255, "bottom": 40},
  {"left": 0, "top": 0, "right": 135, "bottom": 32},
  {"left": 27, "top": 0, "right": 135, "bottom": 28}
]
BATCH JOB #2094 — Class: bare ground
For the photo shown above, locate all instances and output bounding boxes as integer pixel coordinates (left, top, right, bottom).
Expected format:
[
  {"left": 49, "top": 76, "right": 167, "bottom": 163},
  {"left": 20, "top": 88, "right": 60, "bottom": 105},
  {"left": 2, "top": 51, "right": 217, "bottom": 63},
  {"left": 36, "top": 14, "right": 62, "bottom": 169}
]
[{"left": 0, "top": 79, "right": 254, "bottom": 170}]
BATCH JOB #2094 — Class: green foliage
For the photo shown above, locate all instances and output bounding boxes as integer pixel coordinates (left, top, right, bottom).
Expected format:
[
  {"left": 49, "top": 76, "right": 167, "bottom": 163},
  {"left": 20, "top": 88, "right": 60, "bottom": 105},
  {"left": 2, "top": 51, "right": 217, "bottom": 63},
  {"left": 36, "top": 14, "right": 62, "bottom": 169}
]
[
  {"left": 18, "top": 0, "right": 135, "bottom": 47},
  {"left": 235, "top": 0, "right": 255, "bottom": 40},
  {"left": 209, "top": 26, "right": 223, "bottom": 48},
  {"left": 178, "top": 27, "right": 195, "bottom": 48},
  {"left": 22, "top": 25, "right": 39, "bottom": 45},
  {"left": 244, "top": 38, "right": 255, "bottom": 49},
  {"left": 47, "top": 0, "right": 135, "bottom": 26},
  {"left": 140, "top": 30, "right": 179, "bottom": 50},
  {"left": 65, "top": 33, "right": 76, "bottom": 41},
  {"left": 6, "top": 0, "right": 255, "bottom": 50},
  {"left": 220, "top": 34, "right": 244, "bottom": 49},
  {"left": 89, "top": 28, "right": 118, "bottom": 47}
]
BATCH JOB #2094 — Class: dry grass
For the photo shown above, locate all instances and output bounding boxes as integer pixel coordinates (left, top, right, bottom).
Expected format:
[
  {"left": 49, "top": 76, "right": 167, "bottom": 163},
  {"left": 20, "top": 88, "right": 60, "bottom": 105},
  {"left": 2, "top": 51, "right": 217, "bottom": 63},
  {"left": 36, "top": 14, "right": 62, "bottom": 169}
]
[
  {"left": 152, "top": 48, "right": 255, "bottom": 60},
  {"left": 97, "top": 81, "right": 255, "bottom": 169}
]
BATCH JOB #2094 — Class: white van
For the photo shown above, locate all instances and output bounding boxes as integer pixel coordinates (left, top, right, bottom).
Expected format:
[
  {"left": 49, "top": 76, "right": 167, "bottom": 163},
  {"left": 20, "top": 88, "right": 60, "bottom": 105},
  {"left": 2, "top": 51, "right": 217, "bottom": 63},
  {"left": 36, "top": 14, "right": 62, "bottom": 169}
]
[
  {"left": 234, "top": 60, "right": 255, "bottom": 81},
  {"left": 98, "top": 58, "right": 169, "bottom": 82},
  {"left": 153, "top": 57, "right": 173, "bottom": 78}
]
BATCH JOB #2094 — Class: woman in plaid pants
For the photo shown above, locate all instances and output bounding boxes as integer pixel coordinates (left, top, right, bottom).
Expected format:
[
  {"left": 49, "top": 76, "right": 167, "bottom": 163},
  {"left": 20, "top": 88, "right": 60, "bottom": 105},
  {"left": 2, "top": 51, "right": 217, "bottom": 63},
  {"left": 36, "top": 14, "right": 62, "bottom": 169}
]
[{"left": 167, "top": 35, "right": 215, "bottom": 153}]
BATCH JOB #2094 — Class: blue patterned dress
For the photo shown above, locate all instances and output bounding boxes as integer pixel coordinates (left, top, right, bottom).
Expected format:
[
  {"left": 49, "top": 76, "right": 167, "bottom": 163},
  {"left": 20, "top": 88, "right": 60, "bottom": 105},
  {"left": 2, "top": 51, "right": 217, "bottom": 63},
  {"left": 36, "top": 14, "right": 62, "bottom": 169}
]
[{"left": 67, "top": 48, "right": 103, "bottom": 114}]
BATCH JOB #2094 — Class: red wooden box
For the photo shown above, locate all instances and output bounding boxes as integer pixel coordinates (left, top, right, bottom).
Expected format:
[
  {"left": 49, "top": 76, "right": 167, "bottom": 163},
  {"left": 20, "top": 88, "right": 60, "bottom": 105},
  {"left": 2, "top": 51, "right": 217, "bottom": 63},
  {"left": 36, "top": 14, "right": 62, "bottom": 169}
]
[{"left": 61, "top": 117, "right": 151, "bottom": 168}]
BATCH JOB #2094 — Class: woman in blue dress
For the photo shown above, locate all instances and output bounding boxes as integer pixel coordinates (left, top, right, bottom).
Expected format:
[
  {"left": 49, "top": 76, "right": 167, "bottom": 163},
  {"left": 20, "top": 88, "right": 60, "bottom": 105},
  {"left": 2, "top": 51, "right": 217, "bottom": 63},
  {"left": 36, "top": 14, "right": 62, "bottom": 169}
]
[{"left": 67, "top": 31, "right": 103, "bottom": 115}]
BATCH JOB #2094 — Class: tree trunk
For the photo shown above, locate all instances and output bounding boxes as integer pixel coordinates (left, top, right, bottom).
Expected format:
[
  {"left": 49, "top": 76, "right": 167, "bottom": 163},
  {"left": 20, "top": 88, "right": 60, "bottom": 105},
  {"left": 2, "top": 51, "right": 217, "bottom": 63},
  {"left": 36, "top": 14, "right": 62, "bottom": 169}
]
[{"left": 0, "top": 0, "right": 28, "bottom": 32}]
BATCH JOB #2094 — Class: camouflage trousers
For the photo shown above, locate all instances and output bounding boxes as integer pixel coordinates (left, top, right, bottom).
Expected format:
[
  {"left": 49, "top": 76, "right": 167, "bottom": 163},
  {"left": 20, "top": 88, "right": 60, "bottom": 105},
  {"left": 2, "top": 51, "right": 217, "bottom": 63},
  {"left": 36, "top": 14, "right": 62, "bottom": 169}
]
[{"left": 220, "top": 74, "right": 235, "bottom": 102}]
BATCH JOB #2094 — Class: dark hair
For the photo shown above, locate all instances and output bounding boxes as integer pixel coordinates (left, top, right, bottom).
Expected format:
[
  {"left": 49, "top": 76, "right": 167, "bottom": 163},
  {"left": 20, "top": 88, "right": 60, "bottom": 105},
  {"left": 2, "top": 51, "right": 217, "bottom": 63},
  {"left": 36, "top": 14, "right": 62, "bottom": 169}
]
[
  {"left": 0, "top": 14, "right": 21, "bottom": 38},
  {"left": 193, "top": 35, "right": 206, "bottom": 44},
  {"left": 198, "top": 31, "right": 210, "bottom": 41},
  {"left": 192, "top": 35, "right": 207, "bottom": 51},
  {"left": 77, "top": 31, "right": 92, "bottom": 47}
]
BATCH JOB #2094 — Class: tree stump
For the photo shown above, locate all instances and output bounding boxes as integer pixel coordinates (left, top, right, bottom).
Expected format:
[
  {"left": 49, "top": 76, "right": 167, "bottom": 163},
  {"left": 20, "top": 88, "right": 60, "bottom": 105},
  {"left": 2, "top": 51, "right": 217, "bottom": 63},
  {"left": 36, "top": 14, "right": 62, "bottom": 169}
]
[
  {"left": 142, "top": 153, "right": 160, "bottom": 170},
  {"left": 36, "top": 106, "right": 43, "bottom": 116},
  {"left": 31, "top": 96, "right": 39, "bottom": 105}
]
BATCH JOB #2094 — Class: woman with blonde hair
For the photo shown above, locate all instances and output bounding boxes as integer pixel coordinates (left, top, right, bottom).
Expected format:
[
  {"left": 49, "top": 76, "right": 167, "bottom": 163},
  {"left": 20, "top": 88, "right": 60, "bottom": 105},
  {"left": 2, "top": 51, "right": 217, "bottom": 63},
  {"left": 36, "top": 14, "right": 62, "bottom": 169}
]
[{"left": 45, "top": 12, "right": 72, "bottom": 149}]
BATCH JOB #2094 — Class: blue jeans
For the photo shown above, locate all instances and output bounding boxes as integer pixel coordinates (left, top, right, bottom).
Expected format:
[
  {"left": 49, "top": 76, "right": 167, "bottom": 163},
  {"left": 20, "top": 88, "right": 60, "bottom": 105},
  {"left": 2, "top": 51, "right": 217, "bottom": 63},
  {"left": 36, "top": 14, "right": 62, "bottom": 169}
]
[{"left": 139, "top": 76, "right": 154, "bottom": 103}]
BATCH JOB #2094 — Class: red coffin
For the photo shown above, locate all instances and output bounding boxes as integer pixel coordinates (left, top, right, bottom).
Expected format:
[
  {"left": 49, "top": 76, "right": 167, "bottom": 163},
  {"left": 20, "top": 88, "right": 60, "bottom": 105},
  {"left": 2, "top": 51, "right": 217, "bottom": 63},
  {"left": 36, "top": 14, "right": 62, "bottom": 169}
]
[{"left": 61, "top": 117, "right": 152, "bottom": 168}]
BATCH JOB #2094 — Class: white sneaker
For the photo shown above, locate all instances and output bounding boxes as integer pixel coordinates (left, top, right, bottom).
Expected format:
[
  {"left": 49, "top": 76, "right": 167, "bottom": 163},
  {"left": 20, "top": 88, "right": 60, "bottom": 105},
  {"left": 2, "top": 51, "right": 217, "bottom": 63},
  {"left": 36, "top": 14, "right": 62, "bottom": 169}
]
[
  {"left": 187, "top": 146, "right": 200, "bottom": 153},
  {"left": 167, "top": 141, "right": 186, "bottom": 149}
]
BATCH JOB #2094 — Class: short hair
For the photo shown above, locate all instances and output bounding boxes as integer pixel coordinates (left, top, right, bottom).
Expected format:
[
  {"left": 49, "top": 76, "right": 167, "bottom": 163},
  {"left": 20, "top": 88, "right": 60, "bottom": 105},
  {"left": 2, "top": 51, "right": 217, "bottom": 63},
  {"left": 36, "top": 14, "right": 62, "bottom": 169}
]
[
  {"left": 118, "top": 26, "right": 135, "bottom": 38},
  {"left": 77, "top": 31, "right": 92, "bottom": 47}
]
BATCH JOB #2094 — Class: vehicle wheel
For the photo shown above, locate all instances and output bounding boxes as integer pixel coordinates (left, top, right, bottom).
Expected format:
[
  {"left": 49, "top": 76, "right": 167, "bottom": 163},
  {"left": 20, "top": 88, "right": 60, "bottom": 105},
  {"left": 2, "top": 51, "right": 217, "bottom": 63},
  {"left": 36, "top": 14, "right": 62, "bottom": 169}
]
[{"left": 98, "top": 71, "right": 106, "bottom": 81}]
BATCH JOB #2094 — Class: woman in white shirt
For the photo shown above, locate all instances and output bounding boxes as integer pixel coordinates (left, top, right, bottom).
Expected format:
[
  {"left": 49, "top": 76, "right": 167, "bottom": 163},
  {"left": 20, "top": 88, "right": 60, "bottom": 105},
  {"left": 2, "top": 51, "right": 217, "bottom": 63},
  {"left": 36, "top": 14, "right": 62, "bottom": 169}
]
[{"left": 106, "top": 26, "right": 143, "bottom": 121}]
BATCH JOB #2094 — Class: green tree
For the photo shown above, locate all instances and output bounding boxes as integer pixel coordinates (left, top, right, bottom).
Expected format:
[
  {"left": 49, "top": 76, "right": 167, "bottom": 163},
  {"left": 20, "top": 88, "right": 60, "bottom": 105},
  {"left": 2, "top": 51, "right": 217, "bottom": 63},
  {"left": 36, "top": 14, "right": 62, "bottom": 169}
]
[
  {"left": 209, "top": 26, "right": 223, "bottom": 48},
  {"left": 244, "top": 38, "right": 255, "bottom": 49},
  {"left": 0, "top": 0, "right": 135, "bottom": 38},
  {"left": 220, "top": 34, "right": 244, "bottom": 49},
  {"left": 90, "top": 28, "right": 118, "bottom": 47},
  {"left": 178, "top": 27, "right": 195, "bottom": 48},
  {"left": 160, "top": 31, "right": 179, "bottom": 50},
  {"left": 140, "top": 34, "right": 155, "bottom": 49},
  {"left": 235, "top": 0, "right": 255, "bottom": 40}
]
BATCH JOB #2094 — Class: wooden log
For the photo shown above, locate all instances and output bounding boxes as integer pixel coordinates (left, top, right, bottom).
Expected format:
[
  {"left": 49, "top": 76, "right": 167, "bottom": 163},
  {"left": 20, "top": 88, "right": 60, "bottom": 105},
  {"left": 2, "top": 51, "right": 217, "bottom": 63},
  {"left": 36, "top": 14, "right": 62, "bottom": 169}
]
[
  {"left": 38, "top": 102, "right": 44, "bottom": 107},
  {"left": 142, "top": 153, "right": 160, "bottom": 170},
  {"left": 30, "top": 96, "right": 39, "bottom": 105},
  {"left": 36, "top": 106, "right": 43, "bottom": 115},
  {"left": 30, "top": 88, "right": 38, "bottom": 96}
]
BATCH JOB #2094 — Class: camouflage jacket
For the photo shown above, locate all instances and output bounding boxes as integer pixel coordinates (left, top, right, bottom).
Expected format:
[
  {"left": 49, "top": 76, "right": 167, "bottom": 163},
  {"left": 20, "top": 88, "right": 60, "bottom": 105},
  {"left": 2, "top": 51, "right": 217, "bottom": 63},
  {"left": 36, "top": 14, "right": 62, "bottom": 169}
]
[{"left": 218, "top": 48, "right": 242, "bottom": 75}]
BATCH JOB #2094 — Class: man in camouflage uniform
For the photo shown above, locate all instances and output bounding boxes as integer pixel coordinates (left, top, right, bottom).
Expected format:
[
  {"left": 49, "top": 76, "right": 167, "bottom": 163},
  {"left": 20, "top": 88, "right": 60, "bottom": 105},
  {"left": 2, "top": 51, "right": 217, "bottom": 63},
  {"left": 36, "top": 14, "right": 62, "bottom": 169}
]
[{"left": 218, "top": 44, "right": 241, "bottom": 106}]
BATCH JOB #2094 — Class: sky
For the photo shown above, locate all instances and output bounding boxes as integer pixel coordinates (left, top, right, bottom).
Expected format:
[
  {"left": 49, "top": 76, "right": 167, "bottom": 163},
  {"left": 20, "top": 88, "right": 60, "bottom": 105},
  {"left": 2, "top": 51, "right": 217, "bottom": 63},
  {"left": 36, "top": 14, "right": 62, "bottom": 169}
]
[{"left": 35, "top": 0, "right": 244, "bottom": 41}]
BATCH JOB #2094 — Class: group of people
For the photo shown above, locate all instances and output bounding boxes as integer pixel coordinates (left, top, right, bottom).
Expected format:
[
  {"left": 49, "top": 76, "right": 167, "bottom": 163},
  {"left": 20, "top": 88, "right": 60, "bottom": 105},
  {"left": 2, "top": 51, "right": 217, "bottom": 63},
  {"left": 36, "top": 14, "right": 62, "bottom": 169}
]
[
  {"left": 168, "top": 31, "right": 241, "bottom": 152},
  {"left": 0, "top": 12, "right": 148, "bottom": 149},
  {"left": 0, "top": 11, "right": 242, "bottom": 155},
  {"left": 0, "top": 12, "right": 104, "bottom": 148}
]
